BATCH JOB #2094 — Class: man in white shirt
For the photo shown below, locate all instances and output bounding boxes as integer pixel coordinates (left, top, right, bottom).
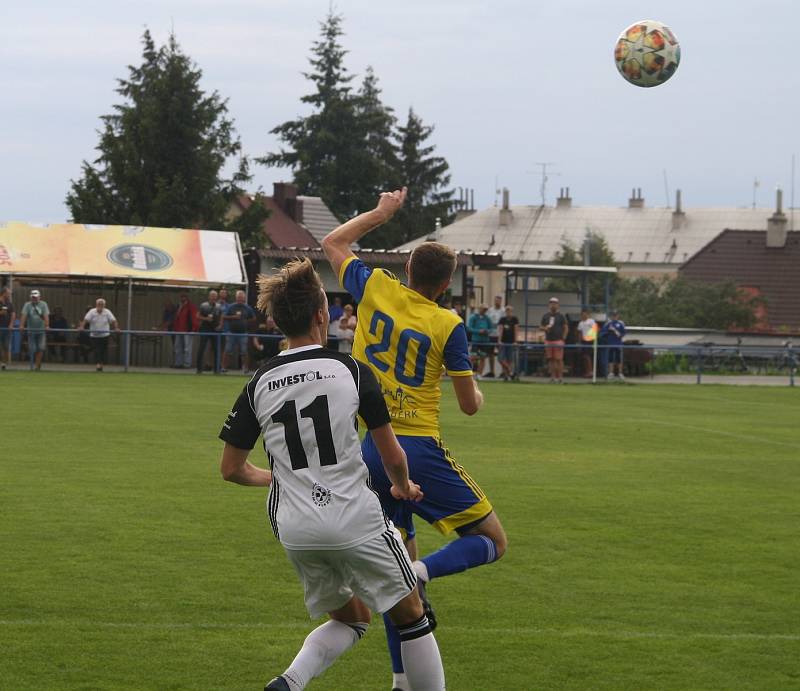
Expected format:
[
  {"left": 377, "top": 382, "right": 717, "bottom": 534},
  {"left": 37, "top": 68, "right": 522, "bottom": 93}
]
[
  {"left": 336, "top": 303, "right": 357, "bottom": 354},
  {"left": 78, "top": 298, "right": 120, "bottom": 371},
  {"left": 219, "top": 258, "right": 445, "bottom": 691},
  {"left": 577, "top": 309, "right": 597, "bottom": 378}
]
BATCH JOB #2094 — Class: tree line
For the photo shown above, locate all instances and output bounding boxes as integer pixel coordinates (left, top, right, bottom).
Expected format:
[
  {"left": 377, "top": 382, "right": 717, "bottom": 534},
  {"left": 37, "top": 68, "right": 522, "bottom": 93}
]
[
  {"left": 66, "top": 13, "right": 453, "bottom": 249},
  {"left": 545, "top": 233, "right": 762, "bottom": 329}
]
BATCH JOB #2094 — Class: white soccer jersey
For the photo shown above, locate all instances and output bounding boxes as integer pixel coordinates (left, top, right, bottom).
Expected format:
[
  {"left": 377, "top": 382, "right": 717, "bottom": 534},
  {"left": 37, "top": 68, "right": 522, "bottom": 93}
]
[{"left": 220, "top": 344, "right": 392, "bottom": 551}]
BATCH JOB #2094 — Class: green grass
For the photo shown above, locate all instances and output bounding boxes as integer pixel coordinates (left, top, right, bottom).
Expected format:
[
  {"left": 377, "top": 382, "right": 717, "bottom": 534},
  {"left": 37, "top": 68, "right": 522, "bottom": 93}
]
[{"left": 2, "top": 372, "right": 799, "bottom": 690}]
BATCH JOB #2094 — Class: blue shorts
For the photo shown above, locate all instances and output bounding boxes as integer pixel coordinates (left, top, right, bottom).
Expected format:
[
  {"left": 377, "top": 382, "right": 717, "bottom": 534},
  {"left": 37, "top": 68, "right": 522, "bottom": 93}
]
[
  {"left": 498, "top": 344, "right": 514, "bottom": 362},
  {"left": 608, "top": 346, "right": 623, "bottom": 364},
  {"left": 362, "top": 433, "right": 493, "bottom": 540},
  {"left": 225, "top": 333, "right": 247, "bottom": 355},
  {"left": 27, "top": 332, "right": 46, "bottom": 353}
]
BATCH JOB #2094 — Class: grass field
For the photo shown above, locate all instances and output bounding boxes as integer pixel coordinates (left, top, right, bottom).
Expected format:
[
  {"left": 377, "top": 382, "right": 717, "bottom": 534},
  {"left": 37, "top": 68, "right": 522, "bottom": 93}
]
[{"left": 2, "top": 372, "right": 799, "bottom": 690}]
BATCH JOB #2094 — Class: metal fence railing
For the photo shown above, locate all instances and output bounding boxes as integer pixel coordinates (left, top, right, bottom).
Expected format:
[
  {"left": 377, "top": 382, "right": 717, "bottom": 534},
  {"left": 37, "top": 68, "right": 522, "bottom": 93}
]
[{"left": 1, "top": 327, "right": 796, "bottom": 386}]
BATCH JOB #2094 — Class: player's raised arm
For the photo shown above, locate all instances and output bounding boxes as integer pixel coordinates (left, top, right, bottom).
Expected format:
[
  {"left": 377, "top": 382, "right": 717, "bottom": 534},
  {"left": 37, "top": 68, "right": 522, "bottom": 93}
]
[{"left": 321, "top": 187, "right": 407, "bottom": 277}]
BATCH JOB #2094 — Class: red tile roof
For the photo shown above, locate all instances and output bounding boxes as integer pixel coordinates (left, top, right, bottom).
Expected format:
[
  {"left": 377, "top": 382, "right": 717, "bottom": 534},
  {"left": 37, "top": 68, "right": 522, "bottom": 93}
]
[
  {"left": 235, "top": 195, "right": 319, "bottom": 249},
  {"left": 680, "top": 230, "right": 800, "bottom": 331}
]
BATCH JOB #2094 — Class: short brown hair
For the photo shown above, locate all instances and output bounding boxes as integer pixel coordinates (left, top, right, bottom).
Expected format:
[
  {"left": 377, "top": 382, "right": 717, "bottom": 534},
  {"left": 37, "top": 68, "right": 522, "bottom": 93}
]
[
  {"left": 256, "top": 258, "right": 325, "bottom": 337},
  {"left": 408, "top": 242, "right": 457, "bottom": 291}
]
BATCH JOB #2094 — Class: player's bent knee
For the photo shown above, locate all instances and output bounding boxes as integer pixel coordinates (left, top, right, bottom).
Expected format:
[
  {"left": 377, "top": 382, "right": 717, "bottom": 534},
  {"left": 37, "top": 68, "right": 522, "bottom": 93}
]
[{"left": 386, "top": 589, "right": 424, "bottom": 626}]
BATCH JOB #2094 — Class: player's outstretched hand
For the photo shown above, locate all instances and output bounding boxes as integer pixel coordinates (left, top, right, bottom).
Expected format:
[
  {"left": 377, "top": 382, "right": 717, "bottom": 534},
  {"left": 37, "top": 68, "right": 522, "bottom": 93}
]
[
  {"left": 376, "top": 187, "right": 407, "bottom": 222},
  {"left": 391, "top": 480, "right": 423, "bottom": 503}
]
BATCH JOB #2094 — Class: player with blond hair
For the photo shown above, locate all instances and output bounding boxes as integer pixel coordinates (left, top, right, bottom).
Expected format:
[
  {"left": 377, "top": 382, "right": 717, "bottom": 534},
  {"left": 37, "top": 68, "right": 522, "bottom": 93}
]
[{"left": 219, "top": 258, "right": 445, "bottom": 690}]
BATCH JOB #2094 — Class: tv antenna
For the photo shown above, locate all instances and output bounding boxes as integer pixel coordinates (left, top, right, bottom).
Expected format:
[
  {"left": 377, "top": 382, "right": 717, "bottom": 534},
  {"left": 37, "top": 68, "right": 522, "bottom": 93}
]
[{"left": 528, "top": 162, "right": 558, "bottom": 206}]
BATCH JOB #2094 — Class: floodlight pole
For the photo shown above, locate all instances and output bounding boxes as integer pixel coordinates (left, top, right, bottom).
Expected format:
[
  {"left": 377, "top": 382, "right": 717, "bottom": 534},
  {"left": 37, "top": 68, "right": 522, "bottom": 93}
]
[{"left": 124, "top": 276, "right": 132, "bottom": 372}]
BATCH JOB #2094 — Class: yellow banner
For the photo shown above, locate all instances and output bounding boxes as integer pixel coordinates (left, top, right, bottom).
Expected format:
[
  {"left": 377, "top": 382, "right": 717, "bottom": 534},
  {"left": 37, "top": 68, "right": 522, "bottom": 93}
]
[{"left": 0, "top": 222, "right": 244, "bottom": 284}]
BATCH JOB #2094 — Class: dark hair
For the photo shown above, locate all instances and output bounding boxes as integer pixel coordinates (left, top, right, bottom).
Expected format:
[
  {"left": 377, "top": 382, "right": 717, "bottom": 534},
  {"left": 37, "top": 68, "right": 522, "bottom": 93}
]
[
  {"left": 256, "top": 258, "right": 325, "bottom": 337},
  {"left": 408, "top": 242, "right": 457, "bottom": 292}
]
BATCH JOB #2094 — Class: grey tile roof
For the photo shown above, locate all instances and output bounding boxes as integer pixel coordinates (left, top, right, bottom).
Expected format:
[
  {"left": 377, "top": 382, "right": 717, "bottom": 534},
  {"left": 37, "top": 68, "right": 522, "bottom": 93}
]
[
  {"left": 395, "top": 205, "right": 785, "bottom": 266},
  {"left": 297, "top": 196, "right": 341, "bottom": 243}
]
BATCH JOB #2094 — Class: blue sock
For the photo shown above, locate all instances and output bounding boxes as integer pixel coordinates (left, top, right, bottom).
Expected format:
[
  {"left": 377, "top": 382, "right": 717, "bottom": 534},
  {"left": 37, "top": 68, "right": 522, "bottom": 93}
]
[
  {"left": 422, "top": 534, "right": 497, "bottom": 580},
  {"left": 383, "top": 612, "right": 404, "bottom": 673}
]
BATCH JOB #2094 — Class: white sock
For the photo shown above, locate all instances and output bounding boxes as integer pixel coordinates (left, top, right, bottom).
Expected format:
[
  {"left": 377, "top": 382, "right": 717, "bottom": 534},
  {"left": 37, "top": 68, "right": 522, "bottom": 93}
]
[
  {"left": 401, "top": 632, "right": 445, "bottom": 691},
  {"left": 392, "top": 672, "right": 411, "bottom": 690},
  {"left": 282, "top": 619, "right": 366, "bottom": 690},
  {"left": 412, "top": 559, "right": 430, "bottom": 583}
]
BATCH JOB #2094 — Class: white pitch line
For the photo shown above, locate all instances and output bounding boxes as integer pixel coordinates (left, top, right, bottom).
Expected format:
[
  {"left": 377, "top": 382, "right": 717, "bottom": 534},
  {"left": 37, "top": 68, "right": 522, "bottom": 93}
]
[{"left": 1, "top": 620, "right": 797, "bottom": 640}]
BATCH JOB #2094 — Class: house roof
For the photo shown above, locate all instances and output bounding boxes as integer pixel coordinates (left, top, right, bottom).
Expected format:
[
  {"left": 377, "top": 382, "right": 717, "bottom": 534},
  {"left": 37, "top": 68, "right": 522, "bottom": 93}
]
[
  {"left": 297, "top": 196, "right": 341, "bottom": 244},
  {"left": 395, "top": 204, "right": 783, "bottom": 267},
  {"left": 235, "top": 195, "right": 319, "bottom": 249},
  {"left": 679, "top": 229, "right": 800, "bottom": 330}
]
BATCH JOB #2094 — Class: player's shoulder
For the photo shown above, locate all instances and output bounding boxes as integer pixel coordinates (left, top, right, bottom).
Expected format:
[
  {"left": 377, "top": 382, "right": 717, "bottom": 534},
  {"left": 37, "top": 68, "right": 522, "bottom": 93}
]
[{"left": 251, "top": 347, "right": 361, "bottom": 387}]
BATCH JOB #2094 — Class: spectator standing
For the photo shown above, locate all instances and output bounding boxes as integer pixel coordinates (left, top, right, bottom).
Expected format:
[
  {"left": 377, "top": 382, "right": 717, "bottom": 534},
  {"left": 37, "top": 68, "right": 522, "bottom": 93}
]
[
  {"left": 467, "top": 304, "right": 494, "bottom": 378},
  {"left": 451, "top": 298, "right": 467, "bottom": 324},
  {"left": 76, "top": 305, "right": 93, "bottom": 363},
  {"left": 222, "top": 290, "right": 255, "bottom": 373},
  {"left": 337, "top": 303, "right": 357, "bottom": 354},
  {"left": 251, "top": 316, "right": 282, "bottom": 362},
  {"left": 540, "top": 297, "right": 568, "bottom": 383},
  {"left": 48, "top": 307, "right": 70, "bottom": 362},
  {"left": 159, "top": 298, "right": 177, "bottom": 344},
  {"left": 79, "top": 298, "right": 120, "bottom": 371},
  {"left": 486, "top": 295, "right": 505, "bottom": 377},
  {"left": 20, "top": 289, "right": 49, "bottom": 370},
  {"left": 327, "top": 296, "right": 344, "bottom": 348},
  {"left": 172, "top": 293, "right": 197, "bottom": 369},
  {"left": 0, "top": 287, "right": 15, "bottom": 370},
  {"left": 497, "top": 305, "right": 520, "bottom": 381},
  {"left": 195, "top": 290, "right": 223, "bottom": 374},
  {"left": 328, "top": 296, "right": 344, "bottom": 323},
  {"left": 601, "top": 309, "right": 626, "bottom": 380},
  {"left": 577, "top": 309, "right": 597, "bottom": 378}
]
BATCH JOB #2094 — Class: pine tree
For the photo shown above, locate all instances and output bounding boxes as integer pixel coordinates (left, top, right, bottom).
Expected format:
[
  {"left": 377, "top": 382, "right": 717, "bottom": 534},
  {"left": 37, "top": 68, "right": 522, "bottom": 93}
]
[
  {"left": 353, "top": 66, "right": 401, "bottom": 213},
  {"left": 260, "top": 12, "right": 369, "bottom": 219},
  {"left": 66, "top": 30, "right": 266, "bottom": 244},
  {"left": 368, "top": 108, "right": 454, "bottom": 248}
]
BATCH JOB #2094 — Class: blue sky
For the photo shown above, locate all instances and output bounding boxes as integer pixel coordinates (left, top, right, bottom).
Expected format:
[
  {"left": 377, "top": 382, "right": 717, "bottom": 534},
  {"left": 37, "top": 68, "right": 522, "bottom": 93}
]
[{"left": 3, "top": 0, "right": 799, "bottom": 222}]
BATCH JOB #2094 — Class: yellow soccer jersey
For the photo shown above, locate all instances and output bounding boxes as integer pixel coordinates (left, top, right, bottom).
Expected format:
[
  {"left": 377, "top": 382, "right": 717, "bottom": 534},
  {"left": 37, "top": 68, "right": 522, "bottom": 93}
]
[{"left": 340, "top": 256, "right": 474, "bottom": 436}]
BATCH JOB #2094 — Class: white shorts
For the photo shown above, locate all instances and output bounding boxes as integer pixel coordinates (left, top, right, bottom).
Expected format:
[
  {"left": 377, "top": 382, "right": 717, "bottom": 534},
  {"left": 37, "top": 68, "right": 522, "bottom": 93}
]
[{"left": 285, "top": 526, "right": 417, "bottom": 619}]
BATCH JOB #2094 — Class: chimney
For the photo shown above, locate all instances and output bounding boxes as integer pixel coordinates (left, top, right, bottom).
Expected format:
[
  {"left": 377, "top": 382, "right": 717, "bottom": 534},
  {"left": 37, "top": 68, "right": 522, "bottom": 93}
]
[
  {"left": 556, "top": 187, "right": 572, "bottom": 209},
  {"left": 273, "top": 182, "right": 303, "bottom": 223},
  {"left": 672, "top": 188, "right": 686, "bottom": 229},
  {"left": 628, "top": 187, "right": 644, "bottom": 209},
  {"left": 766, "top": 188, "right": 788, "bottom": 248},
  {"left": 499, "top": 187, "right": 512, "bottom": 226}
]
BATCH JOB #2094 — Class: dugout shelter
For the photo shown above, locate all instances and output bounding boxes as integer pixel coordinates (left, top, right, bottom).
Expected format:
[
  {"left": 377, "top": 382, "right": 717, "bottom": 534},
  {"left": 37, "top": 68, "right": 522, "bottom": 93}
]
[{"left": 1, "top": 221, "right": 246, "bottom": 368}]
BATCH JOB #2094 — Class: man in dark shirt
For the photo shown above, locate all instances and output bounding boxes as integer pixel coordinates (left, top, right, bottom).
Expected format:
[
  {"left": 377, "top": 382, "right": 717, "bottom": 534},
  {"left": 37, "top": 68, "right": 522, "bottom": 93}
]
[
  {"left": 196, "top": 290, "right": 223, "bottom": 374},
  {"left": 601, "top": 310, "right": 627, "bottom": 380},
  {"left": 251, "top": 316, "right": 283, "bottom": 363},
  {"left": 497, "top": 305, "right": 520, "bottom": 381},
  {"left": 48, "top": 306, "right": 70, "bottom": 362},
  {"left": 0, "top": 287, "right": 15, "bottom": 370},
  {"left": 540, "top": 297, "right": 568, "bottom": 383},
  {"left": 222, "top": 289, "right": 256, "bottom": 372}
]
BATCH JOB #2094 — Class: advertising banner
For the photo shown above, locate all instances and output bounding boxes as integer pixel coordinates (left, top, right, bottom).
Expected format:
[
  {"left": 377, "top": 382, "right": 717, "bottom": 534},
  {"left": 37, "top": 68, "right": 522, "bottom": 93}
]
[{"left": 0, "top": 222, "right": 245, "bottom": 284}]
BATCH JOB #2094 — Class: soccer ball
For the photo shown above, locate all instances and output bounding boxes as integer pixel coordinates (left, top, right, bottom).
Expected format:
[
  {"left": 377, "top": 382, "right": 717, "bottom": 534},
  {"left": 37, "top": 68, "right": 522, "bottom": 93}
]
[{"left": 614, "top": 19, "right": 680, "bottom": 88}]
